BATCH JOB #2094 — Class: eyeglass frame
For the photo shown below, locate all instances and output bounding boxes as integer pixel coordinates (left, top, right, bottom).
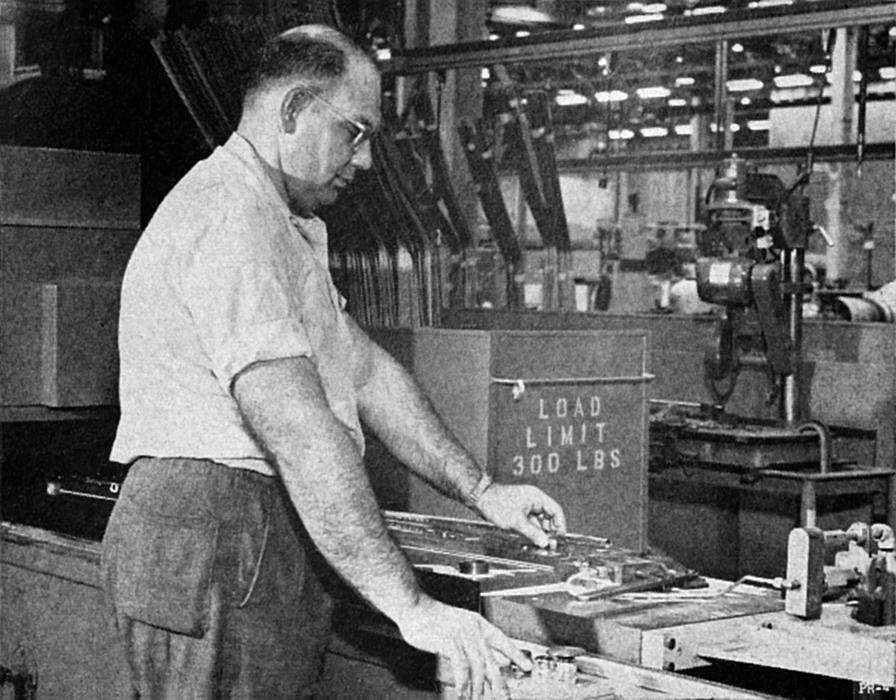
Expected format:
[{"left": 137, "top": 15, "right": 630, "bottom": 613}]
[{"left": 297, "top": 86, "right": 375, "bottom": 153}]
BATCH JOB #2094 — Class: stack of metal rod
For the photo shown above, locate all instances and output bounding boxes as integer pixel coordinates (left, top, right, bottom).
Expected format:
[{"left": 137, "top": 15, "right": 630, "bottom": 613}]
[
  {"left": 458, "top": 70, "right": 575, "bottom": 311},
  {"left": 151, "top": 18, "right": 461, "bottom": 327}
]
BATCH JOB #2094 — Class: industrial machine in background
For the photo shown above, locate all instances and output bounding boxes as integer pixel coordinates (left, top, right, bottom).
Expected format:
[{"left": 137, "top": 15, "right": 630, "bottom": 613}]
[{"left": 695, "top": 154, "right": 828, "bottom": 419}]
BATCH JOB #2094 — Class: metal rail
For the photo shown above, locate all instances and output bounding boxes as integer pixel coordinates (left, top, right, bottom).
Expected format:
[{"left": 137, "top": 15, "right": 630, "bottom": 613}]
[
  {"left": 384, "top": 0, "right": 894, "bottom": 75},
  {"left": 552, "top": 141, "right": 895, "bottom": 173}
]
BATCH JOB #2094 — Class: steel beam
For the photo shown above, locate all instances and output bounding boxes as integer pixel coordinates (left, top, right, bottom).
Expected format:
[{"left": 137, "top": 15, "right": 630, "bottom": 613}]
[
  {"left": 384, "top": 0, "right": 894, "bottom": 75},
  {"left": 552, "top": 141, "right": 895, "bottom": 174}
]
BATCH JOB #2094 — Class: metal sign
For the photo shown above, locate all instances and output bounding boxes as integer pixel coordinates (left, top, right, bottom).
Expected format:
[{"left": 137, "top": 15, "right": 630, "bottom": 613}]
[{"left": 490, "top": 371, "right": 651, "bottom": 550}]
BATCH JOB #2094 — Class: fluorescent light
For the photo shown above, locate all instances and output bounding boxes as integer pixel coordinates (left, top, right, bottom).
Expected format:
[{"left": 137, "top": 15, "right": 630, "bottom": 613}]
[
  {"left": 740, "top": 96, "right": 751, "bottom": 105},
  {"left": 640, "top": 126, "right": 669, "bottom": 138},
  {"left": 709, "top": 122, "right": 740, "bottom": 132},
  {"left": 481, "top": 68, "right": 490, "bottom": 79},
  {"left": 880, "top": 67, "right": 896, "bottom": 80},
  {"left": 573, "top": 23, "right": 586, "bottom": 30},
  {"left": 748, "top": 119, "right": 770, "bottom": 131},
  {"left": 642, "top": 3, "right": 668, "bottom": 12},
  {"left": 675, "top": 76, "right": 695, "bottom": 86},
  {"left": 375, "top": 48, "right": 392, "bottom": 61},
  {"left": 515, "top": 30, "right": 530, "bottom": 38},
  {"left": 853, "top": 70, "right": 863, "bottom": 82},
  {"left": 668, "top": 98, "right": 688, "bottom": 107},
  {"left": 809, "top": 64, "right": 827, "bottom": 74},
  {"left": 749, "top": 0, "right": 793, "bottom": 6},
  {"left": 674, "top": 124, "right": 693, "bottom": 136},
  {"left": 555, "top": 91, "right": 588, "bottom": 106},
  {"left": 731, "top": 43, "right": 744, "bottom": 53},
  {"left": 727, "top": 78, "right": 764, "bottom": 92},
  {"left": 689, "top": 5, "right": 726, "bottom": 15},
  {"left": 489, "top": 33, "right": 499, "bottom": 40},
  {"left": 609, "top": 128, "right": 635, "bottom": 140},
  {"left": 773, "top": 73, "right": 813, "bottom": 88},
  {"left": 595, "top": 89, "right": 629, "bottom": 102},
  {"left": 636, "top": 86, "right": 671, "bottom": 99},
  {"left": 624, "top": 13, "right": 664, "bottom": 23},
  {"left": 626, "top": 2, "right": 645, "bottom": 9}
]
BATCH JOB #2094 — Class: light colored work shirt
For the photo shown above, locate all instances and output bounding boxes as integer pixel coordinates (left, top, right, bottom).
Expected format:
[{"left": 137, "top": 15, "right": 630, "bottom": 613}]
[{"left": 111, "top": 133, "right": 363, "bottom": 475}]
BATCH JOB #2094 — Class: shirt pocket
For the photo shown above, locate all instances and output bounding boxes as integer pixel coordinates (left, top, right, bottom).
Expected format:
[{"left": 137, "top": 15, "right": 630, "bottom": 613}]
[{"left": 114, "top": 511, "right": 219, "bottom": 638}]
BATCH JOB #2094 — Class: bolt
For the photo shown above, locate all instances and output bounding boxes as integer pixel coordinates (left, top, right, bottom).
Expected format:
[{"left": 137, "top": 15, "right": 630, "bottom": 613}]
[
  {"left": 663, "top": 662, "right": 676, "bottom": 672},
  {"left": 665, "top": 637, "right": 677, "bottom": 650}
]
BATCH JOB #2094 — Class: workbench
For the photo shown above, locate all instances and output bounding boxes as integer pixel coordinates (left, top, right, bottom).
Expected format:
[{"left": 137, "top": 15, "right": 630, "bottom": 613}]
[{"left": 3, "top": 521, "right": 894, "bottom": 698}]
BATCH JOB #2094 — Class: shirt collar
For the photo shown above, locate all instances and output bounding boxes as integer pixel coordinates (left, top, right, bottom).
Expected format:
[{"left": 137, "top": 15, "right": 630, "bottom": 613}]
[{"left": 222, "top": 132, "right": 328, "bottom": 256}]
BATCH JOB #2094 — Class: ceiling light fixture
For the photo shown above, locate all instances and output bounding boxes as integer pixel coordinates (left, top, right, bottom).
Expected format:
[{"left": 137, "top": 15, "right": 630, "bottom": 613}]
[
  {"left": 748, "top": 0, "right": 793, "bottom": 7},
  {"left": 636, "top": 86, "right": 671, "bottom": 99},
  {"left": 689, "top": 6, "right": 726, "bottom": 15},
  {"left": 708, "top": 122, "right": 741, "bottom": 133},
  {"left": 609, "top": 128, "right": 635, "bottom": 140},
  {"left": 668, "top": 98, "right": 688, "bottom": 107},
  {"left": 731, "top": 43, "right": 744, "bottom": 53},
  {"left": 515, "top": 30, "right": 531, "bottom": 38},
  {"left": 555, "top": 91, "right": 588, "bottom": 106},
  {"left": 726, "top": 78, "right": 764, "bottom": 91},
  {"left": 675, "top": 76, "right": 695, "bottom": 86},
  {"left": 880, "top": 67, "right": 896, "bottom": 80},
  {"left": 809, "top": 64, "right": 827, "bottom": 74},
  {"left": 773, "top": 73, "right": 813, "bottom": 88},
  {"left": 747, "top": 119, "right": 771, "bottom": 130},
  {"left": 624, "top": 13, "right": 664, "bottom": 24},
  {"left": 642, "top": 3, "right": 668, "bottom": 13},
  {"left": 595, "top": 89, "right": 629, "bottom": 102},
  {"left": 674, "top": 124, "right": 693, "bottom": 136},
  {"left": 640, "top": 126, "right": 669, "bottom": 138},
  {"left": 573, "top": 23, "right": 586, "bottom": 30}
]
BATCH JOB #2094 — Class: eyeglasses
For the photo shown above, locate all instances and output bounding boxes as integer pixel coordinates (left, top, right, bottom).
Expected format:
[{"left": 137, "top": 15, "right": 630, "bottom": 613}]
[{"left": 300, "top": 87, "right": 374, "bottom": 153}]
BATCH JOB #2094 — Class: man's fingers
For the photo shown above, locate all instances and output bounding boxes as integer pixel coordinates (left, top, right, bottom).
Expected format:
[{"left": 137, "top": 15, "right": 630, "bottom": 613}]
[
  {"left": 482, "top": 622, "right": 533, "bottom": 673},
  {"left": 533, "top": 493, "right": 567, "bottom": 534}
]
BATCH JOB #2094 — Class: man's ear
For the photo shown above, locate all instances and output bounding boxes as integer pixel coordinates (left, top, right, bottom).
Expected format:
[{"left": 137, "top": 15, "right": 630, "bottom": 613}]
[{"left": 280, "top": 87, "right": 310, "bottom": 134}]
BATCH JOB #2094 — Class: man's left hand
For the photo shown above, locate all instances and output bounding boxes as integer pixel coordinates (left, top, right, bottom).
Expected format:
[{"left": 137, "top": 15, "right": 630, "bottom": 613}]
[{"left": 476, "top": 484, "right": 567, "bottom": 548}]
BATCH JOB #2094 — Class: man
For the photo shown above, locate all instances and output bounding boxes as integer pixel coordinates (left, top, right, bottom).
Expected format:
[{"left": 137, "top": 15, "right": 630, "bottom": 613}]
[{"left": 102, "top": 23, "right": 566, "bottom": 700}]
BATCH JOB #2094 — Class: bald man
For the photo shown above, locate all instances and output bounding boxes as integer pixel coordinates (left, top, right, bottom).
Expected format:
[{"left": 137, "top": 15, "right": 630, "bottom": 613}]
[{"left": 102, "top": 25, "right": 566, "bottom": 699}]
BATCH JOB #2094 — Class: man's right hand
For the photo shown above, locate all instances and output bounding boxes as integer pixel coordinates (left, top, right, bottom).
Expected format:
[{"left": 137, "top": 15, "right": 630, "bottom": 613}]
[{"left": 395, "top": 597, "right": 533, "bottom": 699}]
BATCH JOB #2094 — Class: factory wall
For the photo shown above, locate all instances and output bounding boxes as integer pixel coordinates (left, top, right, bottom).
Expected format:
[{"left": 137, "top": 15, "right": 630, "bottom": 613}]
[{"left": 496, "top": 156, "right": 895, "bottom": 289}]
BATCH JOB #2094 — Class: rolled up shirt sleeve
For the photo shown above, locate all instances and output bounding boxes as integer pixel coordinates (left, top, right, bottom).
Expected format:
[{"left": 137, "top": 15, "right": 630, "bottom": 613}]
[{"left": 181, "top": 208, "right": 313, "bottom": 392}]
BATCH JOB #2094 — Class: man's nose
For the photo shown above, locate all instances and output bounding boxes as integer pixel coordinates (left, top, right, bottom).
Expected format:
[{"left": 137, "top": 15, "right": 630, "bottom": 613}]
[{"left": 350, "top": 139, "right": 373, "bottom": 170}]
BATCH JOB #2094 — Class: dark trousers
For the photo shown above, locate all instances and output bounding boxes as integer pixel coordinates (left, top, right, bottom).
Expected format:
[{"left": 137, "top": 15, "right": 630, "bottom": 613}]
[{"left": 101, "top": 458, "right": 333, "bottom": 699}]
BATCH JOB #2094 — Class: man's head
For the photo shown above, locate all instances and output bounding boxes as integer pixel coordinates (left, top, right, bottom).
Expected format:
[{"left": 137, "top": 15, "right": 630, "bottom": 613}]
[{"left": 240, "top": 25, "right": 381, "bottom": 216}]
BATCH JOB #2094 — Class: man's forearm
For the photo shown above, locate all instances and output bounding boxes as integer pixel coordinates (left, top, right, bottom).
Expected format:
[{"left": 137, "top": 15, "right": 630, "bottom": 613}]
[
  {"left": 356, "top": 346, "right": 484, "bottom": 504},
  {"left": 233, "top": 357, "right": 422, "bottom": 622}
]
